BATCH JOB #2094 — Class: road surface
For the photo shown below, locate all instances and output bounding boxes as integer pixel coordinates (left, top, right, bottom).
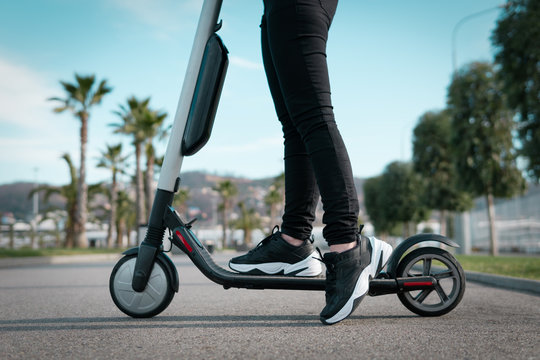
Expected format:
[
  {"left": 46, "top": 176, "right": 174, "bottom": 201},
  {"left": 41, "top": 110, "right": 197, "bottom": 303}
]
[{"left": 0, "top": 253, "right": 538, "bottom": 359}]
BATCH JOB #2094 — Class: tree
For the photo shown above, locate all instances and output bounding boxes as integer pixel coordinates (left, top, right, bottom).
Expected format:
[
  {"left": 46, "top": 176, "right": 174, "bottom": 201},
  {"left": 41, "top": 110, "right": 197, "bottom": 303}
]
[
  {"left": 172, "top": 187, "right": 191, "bottom": 218},
  {"left": 412, "top": 110, "right": 472, "bottom": 235},
  {"left": 111, "top": 96, "right": 154, "bottom": 240},
  {"left": 38, "top": 210, "right": 65, "bottom": 248},
  {"left": 448, "top": 62, "right": 526, "bottom": 255},
  {"left": 381, "top": 162, "right": 429, "bottom": 238},
  {"left": 264, "top": 172, "right": 285, "bottom": 228},
  {"left": 213, "top": 179, "right": 238, "bottom": 248},
  {"left": 115, "top": 190, "right": 136, "bottom": 248},
  {"left": 30, "top": 154, "right": 77, "bottom": 248},
  {"left": 492, "top": 0, "right": 540, "bottom": 182},
  {"left": 30, "top": 154, "right": 103, "bottom": 248},
  {"left": 363, "top": 175, "right": 392, "bottom": 236},
  {"left": 364, "top": 162, "right": 429, "bottom": 238},
  {"left": 97, "top": 143, "right": 129, "bottom": 248},
  {"left": 49, "top": 74, "right": 112, "bottom": 248},
  {"left": 264, "top": 187, "right": 281, "bottom": 227},
  {"left": 232, "top": 201, "right": 262, "bottom": 247},
  {"left": 141, "top": 109, "right": 167, "bottom": 217}
]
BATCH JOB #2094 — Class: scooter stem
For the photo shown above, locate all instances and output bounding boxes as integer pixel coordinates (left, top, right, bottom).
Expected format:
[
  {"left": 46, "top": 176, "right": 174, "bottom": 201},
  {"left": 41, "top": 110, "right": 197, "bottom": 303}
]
[
  {"left": 132, "top": 0, "right": 224, "bottom": 292},
  {"left": 159, "top": 0, "right": 223, "bottom": 192}
]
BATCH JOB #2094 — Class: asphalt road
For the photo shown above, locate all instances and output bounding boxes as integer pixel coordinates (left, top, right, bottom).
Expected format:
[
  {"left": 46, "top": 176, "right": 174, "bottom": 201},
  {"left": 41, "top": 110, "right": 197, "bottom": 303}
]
[{"left": 0, "top": 253, "right": 538, "bottom": 360}]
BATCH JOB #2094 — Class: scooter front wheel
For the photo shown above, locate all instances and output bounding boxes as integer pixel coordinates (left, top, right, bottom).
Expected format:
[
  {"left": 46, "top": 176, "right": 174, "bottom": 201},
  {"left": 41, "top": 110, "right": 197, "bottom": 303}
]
[
  {"left": 110, "top": 254, "right": 175, "bottom": 318},
  {"left": 396, "top": 247, "right": 465, "bottom": 317}
]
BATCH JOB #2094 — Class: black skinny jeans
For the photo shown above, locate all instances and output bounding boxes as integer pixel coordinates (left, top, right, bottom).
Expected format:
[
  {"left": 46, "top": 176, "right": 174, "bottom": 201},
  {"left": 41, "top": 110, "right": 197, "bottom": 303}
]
[{"left": 261, "top": 0, "right": 359, "bottom": 245}]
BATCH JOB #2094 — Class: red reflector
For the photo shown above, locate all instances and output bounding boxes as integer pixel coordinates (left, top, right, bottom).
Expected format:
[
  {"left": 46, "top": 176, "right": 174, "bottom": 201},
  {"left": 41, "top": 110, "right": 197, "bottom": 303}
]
[
  {"left": 404, "top": 281, "right": 433, "bottom": 287},
  {"left": 176, "top": 230, "right": 192, "bottom": 252}
]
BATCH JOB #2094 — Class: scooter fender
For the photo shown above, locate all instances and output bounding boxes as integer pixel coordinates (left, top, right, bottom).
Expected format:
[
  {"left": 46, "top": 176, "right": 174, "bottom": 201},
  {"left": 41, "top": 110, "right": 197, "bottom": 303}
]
[
  {"left": 123, "top": 247, "right": 179, "bottom": 292},
  {"left": 383, "top": 233, "right": 459, "bottom": 278}
]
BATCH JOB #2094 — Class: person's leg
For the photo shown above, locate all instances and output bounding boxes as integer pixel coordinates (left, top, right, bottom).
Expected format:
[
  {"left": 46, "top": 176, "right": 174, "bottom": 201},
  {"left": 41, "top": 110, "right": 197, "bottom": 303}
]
[
  {"left": 264, "top": 0, "right": 393, "bottom": 325},
  {"left": 228, "top": 6, "right": 324, "bottom": 277},
  {"left": 263, "top": 0, "right": 359, "bottom": 246},
  {"left": 260, "top": 12, "right": 320, "bottom": 243}
]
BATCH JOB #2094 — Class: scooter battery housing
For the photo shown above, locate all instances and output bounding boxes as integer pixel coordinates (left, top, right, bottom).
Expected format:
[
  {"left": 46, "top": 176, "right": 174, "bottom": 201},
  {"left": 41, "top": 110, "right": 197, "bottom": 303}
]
[{"left": 182, "top": 34, "right": 228, "bottom": 156}]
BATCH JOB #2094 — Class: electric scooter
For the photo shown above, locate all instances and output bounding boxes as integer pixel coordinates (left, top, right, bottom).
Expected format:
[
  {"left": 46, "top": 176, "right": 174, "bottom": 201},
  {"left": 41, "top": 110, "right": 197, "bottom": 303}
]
[{"left": 109, "top": 0, "right": 466, "bottom": 319}]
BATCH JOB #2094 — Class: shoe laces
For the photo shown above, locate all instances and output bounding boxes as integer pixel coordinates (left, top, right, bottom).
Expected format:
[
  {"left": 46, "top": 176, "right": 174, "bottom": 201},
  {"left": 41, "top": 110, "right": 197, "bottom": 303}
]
[
  {"left": 313, "top": 226, "right": 364, "bottom": 273},
  {"left": 314, "top": 247, "right": 335, "bottom": 273},
  {"left": 247, "top": 225, "right": 280, "bottom": 255}
]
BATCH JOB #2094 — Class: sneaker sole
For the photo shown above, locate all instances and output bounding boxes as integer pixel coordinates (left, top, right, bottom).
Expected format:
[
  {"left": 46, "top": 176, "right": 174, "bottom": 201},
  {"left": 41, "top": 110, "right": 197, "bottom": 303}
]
[
  {"left": 229, "top": 251, "right": 322, "bottom": 277},
  {"left": 321, "top": 237, "right": 393, "bottom": 325}
]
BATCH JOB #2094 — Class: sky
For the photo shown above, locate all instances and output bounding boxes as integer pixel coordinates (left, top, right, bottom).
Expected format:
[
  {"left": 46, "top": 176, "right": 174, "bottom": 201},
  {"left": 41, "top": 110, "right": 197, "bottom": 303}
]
[{"left": 0, "top": 0, "right": 508, "bottom": 186}]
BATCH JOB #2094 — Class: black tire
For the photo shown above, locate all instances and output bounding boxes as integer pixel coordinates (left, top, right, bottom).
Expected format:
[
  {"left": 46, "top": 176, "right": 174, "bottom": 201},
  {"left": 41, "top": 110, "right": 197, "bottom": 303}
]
[
  {"left": 110, "top": 254, "right": 175, "bottom": 318},
  {"left": 396, "top": 247, "right": 465, "bottom": 317}
]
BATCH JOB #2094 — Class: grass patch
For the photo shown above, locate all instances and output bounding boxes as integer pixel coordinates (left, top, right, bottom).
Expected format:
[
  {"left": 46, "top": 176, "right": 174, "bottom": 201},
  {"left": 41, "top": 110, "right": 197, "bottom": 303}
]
[
  {"left": 455, "top": 255, "right": 540, "bottom": 281},
  {"left": 0, "top": 247, "right": 125, "bottom": 258}
]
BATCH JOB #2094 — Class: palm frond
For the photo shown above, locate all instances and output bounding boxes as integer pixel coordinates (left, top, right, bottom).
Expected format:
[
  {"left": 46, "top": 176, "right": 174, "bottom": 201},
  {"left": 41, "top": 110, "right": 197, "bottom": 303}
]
[
  {"left": 48, "top": 96, "right": 65, "bottom": 102},
  {"left": 75, "top": 74, "right": 95, "bottom": 97},
  {"left": 52, "top": 105, "right": 70, "bottom": 113},
  {"left": 90, "top": 79, "right": 113, "bottom": 105},
  {"left": 60, "top": 81, "right": 78, "bottom": 96},
  {"left": 28, "top": 184, "right": 59, "bottom": 201},
  {"left": 88, "top": 182, "right": 105, "bottom": 197},
  {"left": 60, "top": 153, "right": 78, "bottom": 186}
]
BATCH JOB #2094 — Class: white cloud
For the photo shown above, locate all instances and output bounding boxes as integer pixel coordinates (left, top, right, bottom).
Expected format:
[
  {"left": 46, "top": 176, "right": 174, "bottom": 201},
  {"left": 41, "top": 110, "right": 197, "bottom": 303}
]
[
  {"left": 0, "top": 58, "right": 58, "bottom": 130},
  {"left": 0, "top": 56, "right": 81, "bottom": 184},
  {"left": 0, "top": 136, "right": 79, "bottom": 185},
  {"left": 0, "top": 137, "right": 72, "bottom": 163},
  {"left": 229, "top": 56, "right": 263, "bottom": 70}
]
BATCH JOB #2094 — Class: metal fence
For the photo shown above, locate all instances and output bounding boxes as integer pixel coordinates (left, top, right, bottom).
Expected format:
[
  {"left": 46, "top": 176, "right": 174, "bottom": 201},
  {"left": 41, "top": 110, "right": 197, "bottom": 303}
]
[{"left": 453, "top": 184, "right": 540, "bottom": 254}]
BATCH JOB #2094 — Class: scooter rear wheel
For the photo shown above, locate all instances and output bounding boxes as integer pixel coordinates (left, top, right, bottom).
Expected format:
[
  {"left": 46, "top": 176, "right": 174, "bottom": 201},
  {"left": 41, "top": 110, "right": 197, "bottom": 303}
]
[
  {"left": 396, "top": 247, "right": 465, "bottom": 317},
  {"left": 110, "top": 254, "right": 175, "bottom": 318}
]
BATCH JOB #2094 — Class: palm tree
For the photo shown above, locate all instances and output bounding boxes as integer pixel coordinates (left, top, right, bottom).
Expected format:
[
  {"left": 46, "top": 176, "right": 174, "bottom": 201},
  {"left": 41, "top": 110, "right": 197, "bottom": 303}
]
[
  {"left": 29, "top": 154, "right": 78, "bottom": 248},
  {"left": 49, "top": 74, "right": 112, "bottom": 248},
  {"left": 112, "top": 97, "right": 166, "bottom": 240},
  {"left": 141, "top": 109, "right": 167, "bottom": 217},
  {"left": 111, "top": 96, "right": 150, "bottom": 240},
  {"left": 264, "top": 173, "right": 285, "bottom": 228},
  {"left": 264, "top": 186, "right": 282, "bottom": 227},
  {"left": 233, "top": 202, "right": 262, "bottom": 247},
  {"left": 172, "top": 187, "right": 191, "bottom": 218},
  {"left": 213, "top": 179, "right": 238, "bottom": 249},
  {"left": 38, "top": 209, "right": 65, "bottom": 248},
  {"left": 97, "top": 143, "right": 129, "bottom": 248},
  {"left": 31, "top": 154, "right": 105, "bottom": 248},
  {"left": 115, "top": 190, "right": 136, "bottom": 248}
]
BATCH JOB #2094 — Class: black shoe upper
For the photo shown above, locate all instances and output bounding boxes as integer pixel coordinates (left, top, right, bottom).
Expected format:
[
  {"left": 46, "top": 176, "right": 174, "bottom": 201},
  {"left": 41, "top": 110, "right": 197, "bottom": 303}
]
[
  {"left": 230, "top": 227, "right": 315, "bottom": 266},
  {"left": 320, "top": 236, "right": 373, "bottom": 321}
]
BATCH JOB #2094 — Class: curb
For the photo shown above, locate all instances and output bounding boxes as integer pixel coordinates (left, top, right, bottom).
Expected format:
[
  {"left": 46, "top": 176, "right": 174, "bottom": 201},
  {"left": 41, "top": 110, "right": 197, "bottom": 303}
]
[{"left": 464, "top": 270, "right": 540, "bottom": 296}]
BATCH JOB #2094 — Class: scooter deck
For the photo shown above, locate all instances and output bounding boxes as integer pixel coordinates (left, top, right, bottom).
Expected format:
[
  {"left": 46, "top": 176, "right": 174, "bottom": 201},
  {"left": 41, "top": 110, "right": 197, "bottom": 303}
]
[
  {"left": 166, "top": 208, "right": 437, "bottom": 294},
  {"left": 172, "top": 223, "right": 327, "bottom": 290}
]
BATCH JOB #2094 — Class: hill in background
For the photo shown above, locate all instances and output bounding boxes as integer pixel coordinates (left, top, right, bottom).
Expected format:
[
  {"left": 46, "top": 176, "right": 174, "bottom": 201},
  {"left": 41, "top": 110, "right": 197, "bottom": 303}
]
[
  {"left": 0, "top": 171, "right": 367, "bottom": 225},
  {"left": 0, "top": 182, "right": 65, "bottom": 221}
]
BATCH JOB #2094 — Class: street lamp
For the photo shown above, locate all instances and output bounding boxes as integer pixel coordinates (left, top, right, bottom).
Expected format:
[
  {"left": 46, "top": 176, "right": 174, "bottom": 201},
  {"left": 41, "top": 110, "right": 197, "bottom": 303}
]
[
  {"left": 451, "top": 2, "right": 512, "bottom": 74},
  {"left": 33, "top": 167, "right": 39, "bottom": 218}
]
